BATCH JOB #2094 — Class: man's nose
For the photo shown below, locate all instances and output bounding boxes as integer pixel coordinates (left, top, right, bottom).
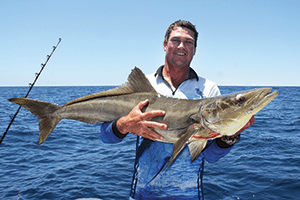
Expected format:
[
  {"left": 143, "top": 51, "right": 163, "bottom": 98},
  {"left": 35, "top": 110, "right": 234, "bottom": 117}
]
[{"left": 178, "top": 41, "right": 185, "bottom": 48}]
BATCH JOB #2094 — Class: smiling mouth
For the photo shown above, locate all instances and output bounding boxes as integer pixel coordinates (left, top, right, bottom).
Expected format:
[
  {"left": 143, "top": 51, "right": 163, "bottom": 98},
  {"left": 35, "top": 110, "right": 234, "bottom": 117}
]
[{"left": 176, "top": 52, "right": 186, "bottom": 56}]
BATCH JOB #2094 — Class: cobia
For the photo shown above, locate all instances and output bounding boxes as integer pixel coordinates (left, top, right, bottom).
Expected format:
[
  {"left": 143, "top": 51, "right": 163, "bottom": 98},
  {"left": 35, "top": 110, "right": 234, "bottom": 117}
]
[{"left": 9, "top": 67, "right": 278, "bottom": 166}]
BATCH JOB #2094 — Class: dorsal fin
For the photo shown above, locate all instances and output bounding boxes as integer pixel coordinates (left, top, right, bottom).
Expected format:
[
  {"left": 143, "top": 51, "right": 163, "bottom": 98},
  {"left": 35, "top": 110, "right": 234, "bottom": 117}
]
[{"left": 65, "top": 67, "right": 157, "bottom": 106}]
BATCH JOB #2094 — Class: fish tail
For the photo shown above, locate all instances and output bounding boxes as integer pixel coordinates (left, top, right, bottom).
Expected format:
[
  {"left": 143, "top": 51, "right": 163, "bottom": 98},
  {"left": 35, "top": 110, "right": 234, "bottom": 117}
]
[{"left": 8, "top": 97, "right": 62, "bottom": 145}]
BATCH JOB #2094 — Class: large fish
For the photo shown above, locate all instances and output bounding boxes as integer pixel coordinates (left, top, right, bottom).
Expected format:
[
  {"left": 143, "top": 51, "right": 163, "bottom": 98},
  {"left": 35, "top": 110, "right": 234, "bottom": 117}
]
[{"left": 9, "top": 67, "right": 278, "bottom": 166}]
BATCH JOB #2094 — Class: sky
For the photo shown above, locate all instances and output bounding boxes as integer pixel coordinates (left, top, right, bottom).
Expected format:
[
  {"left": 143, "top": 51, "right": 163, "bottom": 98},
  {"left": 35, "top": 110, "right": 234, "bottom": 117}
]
[{"left": 1, "top": 0, "right": 299, "bottom": 86}]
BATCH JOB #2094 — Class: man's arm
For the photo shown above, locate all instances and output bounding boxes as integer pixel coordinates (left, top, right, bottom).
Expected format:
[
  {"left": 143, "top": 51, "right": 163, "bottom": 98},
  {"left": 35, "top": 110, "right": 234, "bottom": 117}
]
[{"left": 100, "top": 121, "right": 126, "bottom": 143}]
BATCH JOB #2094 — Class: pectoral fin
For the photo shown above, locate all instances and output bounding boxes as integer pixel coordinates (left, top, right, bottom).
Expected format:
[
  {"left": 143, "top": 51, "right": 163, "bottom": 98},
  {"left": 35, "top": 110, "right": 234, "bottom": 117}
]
[
  {"left": 165, "top": 124, "right": 198, "bottom": 169},
  {"left": 188, "top": 139, "right": 208, "bottom": 162}
]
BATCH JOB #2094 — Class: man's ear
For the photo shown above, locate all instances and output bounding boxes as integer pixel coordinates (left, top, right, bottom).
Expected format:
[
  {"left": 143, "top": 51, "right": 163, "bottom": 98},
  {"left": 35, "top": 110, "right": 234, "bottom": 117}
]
[
  {"left": 163, "top": 41, "right": 167, "bottom": 51},
  {"left": 193, "top": 47, "right": 196, "bottom": 55}
]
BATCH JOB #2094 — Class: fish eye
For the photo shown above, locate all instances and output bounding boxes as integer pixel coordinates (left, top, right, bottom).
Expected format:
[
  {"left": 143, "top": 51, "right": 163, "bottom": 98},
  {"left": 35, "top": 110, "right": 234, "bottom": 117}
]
[
  {"left": 236, "top": 94, "right": 246, "bottom": 102},
  {"left": 238, "top": 97, "right": 245, "bottom": 102}
]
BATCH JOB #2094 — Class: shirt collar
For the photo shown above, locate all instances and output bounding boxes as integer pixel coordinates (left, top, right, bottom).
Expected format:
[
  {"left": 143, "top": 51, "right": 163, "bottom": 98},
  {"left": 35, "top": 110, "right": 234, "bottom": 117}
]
[{"left": 154, "top": 65, "right": 199, "bottom": 81}]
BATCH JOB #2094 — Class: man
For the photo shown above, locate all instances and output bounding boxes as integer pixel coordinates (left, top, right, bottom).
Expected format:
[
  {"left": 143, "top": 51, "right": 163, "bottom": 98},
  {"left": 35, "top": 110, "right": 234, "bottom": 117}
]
[{"left": 100, "top": 20, "right": 254, "bottom": 199}]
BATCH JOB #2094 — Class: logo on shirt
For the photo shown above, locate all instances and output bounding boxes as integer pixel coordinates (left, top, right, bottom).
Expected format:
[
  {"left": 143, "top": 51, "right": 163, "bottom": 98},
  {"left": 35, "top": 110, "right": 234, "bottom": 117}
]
[{"left": 195, "top": 88, "right": 206, "bottom": 98}]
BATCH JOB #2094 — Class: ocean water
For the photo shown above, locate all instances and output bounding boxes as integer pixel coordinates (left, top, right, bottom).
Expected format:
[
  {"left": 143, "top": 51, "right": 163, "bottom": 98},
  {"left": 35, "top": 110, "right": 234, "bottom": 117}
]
[{"left": 0, "top": 86, "right": 299, "bottom": 200}]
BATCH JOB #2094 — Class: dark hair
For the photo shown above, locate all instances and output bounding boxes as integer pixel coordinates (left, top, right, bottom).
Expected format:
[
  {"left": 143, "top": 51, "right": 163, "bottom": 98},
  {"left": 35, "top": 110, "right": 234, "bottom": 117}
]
[{"left": 164, "top": 20, "right": 198, "bottom": 48}]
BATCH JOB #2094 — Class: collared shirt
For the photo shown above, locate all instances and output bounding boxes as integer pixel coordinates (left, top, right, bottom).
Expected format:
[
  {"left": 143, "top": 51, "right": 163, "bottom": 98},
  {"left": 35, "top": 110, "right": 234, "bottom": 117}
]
[{"left": 147, "top": 65, "right": 221, "bottom": 99}]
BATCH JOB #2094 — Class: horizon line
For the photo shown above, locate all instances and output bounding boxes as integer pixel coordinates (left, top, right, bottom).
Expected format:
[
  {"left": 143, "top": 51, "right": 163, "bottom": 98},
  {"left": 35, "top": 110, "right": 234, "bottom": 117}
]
[{"left": 0, "top": 84, "right": 299, "bottom": 87}]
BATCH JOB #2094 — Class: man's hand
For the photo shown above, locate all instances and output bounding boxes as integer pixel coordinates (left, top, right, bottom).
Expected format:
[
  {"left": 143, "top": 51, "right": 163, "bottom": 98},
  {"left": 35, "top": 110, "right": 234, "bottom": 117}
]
[
  {"left": 116, "top": 99, "right": 167, "bottom": 141},
  {"left": 220, "top": 116, "right": 255, "bottom": 146}
]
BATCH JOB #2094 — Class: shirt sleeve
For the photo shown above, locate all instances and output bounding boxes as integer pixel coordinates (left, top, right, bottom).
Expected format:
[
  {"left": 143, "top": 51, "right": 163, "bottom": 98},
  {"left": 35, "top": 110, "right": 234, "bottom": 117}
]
[
  {"left": 100, "top": 121, "right": 127, "bottom": 143},
  {"left": 209, "top": 84, "right": 221, "bottom": 97},
  {"left": 203, "top": 140, "right": 232, "bottom": 163}
]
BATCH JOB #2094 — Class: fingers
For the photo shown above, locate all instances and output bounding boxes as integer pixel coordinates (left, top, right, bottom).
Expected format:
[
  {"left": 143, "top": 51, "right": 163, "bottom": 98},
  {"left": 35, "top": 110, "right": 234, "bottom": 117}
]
[
  {"left": 143, "top": 120, "right": 168, "bottom": 130},
  {"left": 241, "top": 115, "right": 255, "bottom": 131},
  {"left": 135, "top": 100, "right": 167, "bottom": 140},
  {"left": 220, "top": 116, "right": 255, "bottom": 146},
  {"left": 228, "top": 116, "right": 256, "bottom": 138},
  {"left": 137, "top": 127, "right": 164, "bottom": 141},
  {"left": 142, "top": 110, "right": 166, "bottom": 120},
  {"left": 116, "top": 99, "right": 167, "bottom": 141},
  {"left": 133, "top": 119, "right": 166, "bottom": 140},
  {"left": 138, "top": 99, "right": 166, "bottom": 116},
  {"left": 137, "top": 99, "right": 150, "bottom": 110},
  {"left": 139, "top": 99, "right": 166, "bottom": 117},
  {"left": 249, "top": 116, "right": 255, "bottom": 126}
]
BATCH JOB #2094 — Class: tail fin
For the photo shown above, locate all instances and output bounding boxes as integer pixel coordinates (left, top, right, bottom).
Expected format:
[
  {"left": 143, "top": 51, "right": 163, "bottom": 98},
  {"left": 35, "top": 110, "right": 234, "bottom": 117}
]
[{"left": 8, "top": 97, "right": 62, "bottom": 145}]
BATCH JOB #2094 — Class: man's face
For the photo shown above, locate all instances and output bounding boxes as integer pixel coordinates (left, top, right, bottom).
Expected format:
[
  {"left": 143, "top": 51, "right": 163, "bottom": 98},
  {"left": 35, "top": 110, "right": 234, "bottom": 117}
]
[{"left": 164, "top": 26, "right": 196, "bottom": 68}]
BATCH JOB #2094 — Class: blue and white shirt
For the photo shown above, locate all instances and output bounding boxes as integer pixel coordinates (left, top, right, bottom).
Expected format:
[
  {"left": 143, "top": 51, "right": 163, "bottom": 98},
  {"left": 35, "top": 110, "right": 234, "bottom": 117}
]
[{"left": 100, "top": 66, "right": 233, "bottom": 200}]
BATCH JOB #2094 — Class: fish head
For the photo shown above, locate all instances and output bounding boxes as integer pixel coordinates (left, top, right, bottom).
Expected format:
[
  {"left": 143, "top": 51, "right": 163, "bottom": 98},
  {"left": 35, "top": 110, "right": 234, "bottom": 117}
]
[{"left": 200, "top": 88, "right": 278, "bottom": 136}]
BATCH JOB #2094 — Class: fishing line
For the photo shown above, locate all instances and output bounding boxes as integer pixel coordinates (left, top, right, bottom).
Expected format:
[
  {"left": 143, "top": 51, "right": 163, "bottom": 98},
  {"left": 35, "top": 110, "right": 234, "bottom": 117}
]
[{"left": 0, "top": 38, "right": 62, "bottom": 145}]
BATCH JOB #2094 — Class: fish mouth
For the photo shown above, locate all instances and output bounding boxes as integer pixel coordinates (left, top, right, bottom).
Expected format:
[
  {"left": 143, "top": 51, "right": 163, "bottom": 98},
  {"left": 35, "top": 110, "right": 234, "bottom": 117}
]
[
  {"left": 265, "top": 89, "right": 278, "bottom": 99},
  {"left": 245, "top": 88, "right": 278, "bottom": 117},
  {"left": 257, "top": 88, "right": 278, "bottom": 107}
]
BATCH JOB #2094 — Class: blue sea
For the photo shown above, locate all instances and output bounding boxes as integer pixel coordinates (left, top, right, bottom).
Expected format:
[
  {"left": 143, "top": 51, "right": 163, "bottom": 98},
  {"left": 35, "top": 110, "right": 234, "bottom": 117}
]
[{"left": 0, "top": 86, "right": 299, "bottom": 200}]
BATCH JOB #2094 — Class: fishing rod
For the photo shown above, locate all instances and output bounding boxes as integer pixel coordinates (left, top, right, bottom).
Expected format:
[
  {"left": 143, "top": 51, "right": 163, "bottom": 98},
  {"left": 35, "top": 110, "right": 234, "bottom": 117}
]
[{"left": 0, "top": 38, "right": 62, "bottom": 145}]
